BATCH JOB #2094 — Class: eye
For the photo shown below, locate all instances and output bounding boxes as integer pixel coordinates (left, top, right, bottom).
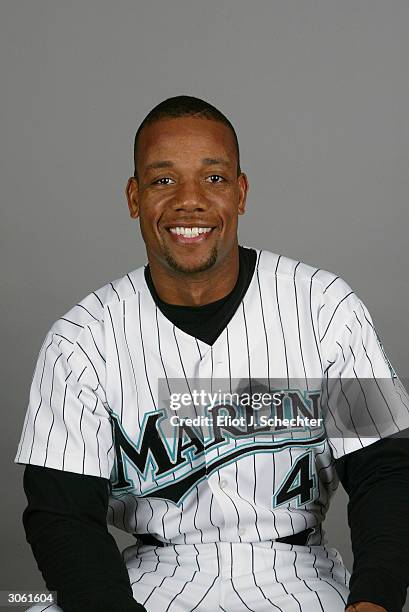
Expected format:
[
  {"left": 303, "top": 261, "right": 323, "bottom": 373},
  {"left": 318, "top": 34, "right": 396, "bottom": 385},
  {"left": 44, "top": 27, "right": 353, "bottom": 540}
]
[
  {"left": 206, "top": 175, "right": 225, "bottom": 183},
  {"left": 152, "top": 177, "right": 175, "bottom": 185}
]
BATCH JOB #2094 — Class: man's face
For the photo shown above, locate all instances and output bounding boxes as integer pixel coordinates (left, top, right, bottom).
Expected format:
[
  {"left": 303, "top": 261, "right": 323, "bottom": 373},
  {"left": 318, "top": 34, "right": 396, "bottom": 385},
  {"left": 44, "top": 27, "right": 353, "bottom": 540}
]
[{"left": 126, "top": 116, "right": 248, "bottom": 275}]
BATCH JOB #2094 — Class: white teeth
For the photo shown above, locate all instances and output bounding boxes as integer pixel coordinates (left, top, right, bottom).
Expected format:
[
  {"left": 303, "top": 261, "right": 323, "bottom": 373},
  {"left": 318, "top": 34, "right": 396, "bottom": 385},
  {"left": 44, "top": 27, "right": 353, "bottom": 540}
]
[{"left": 169, "top": 227, "right": 212, "bottom": 237}]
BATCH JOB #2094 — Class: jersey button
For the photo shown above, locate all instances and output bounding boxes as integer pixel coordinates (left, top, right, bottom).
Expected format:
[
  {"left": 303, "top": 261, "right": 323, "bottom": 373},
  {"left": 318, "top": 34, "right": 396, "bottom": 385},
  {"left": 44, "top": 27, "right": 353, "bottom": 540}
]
[
  {"left": 239, "top": 527, "right": 246, "bottom": 536},
  {"left": 220, "top": 480, "right": 228, "bottom": 489}
]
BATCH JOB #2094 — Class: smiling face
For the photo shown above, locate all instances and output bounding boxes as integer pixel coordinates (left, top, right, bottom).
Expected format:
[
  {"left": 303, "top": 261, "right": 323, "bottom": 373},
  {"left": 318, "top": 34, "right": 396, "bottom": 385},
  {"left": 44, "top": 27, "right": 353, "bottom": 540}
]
[{"left": 126, "top": 116, "right": 248, "bottom": 277}]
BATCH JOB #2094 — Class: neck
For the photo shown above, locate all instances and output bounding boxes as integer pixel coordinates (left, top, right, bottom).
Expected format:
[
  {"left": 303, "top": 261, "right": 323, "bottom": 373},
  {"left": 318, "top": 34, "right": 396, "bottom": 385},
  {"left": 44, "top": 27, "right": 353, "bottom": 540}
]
[{"left": 147, "top": 246, "right": 240, "bottom": 306}]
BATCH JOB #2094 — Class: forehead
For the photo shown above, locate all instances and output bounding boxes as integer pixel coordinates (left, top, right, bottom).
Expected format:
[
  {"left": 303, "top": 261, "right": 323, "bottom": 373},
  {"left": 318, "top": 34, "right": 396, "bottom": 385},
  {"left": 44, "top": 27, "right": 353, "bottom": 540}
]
[{"left": 137, "top": 117, "right": 237, "bottom": 169}]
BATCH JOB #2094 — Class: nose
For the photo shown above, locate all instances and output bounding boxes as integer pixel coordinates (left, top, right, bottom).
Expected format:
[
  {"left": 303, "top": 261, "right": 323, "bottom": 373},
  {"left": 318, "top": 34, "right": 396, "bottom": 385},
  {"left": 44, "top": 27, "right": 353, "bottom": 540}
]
[{"left": 172, "top": 180, "right": 208, "bottom": 212}]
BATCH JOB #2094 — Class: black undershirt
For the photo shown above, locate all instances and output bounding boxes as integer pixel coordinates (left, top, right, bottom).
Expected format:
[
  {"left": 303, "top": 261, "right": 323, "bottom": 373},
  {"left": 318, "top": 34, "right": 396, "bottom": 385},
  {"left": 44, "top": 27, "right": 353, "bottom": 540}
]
[
  {"left": 144, "top": 244, "right": 257, "bottom": 344},
  {"left": 23, "top": 245, "right": 409, "bottom": 612}
]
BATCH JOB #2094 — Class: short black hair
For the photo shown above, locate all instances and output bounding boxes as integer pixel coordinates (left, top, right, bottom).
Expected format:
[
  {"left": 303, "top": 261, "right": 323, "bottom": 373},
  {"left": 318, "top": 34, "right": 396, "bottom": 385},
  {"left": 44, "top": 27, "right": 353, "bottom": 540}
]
[{"left": 133, "top": 95, "right": 241, "bottom": 180}]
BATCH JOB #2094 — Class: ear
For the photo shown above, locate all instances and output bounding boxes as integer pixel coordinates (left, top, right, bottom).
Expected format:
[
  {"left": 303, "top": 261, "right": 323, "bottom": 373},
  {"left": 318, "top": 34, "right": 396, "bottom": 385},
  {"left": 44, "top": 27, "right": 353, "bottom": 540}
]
[
  {"left": 125, "top": 177, "right": 140, "bottom": 219},
  {"left": 237, "top": 172, "right": 249, "bottom": 216}
]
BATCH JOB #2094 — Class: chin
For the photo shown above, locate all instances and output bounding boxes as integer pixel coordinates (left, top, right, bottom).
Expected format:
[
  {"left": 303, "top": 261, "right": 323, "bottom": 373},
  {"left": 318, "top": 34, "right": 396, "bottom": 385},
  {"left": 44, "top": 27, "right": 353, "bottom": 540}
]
[{"left": 164, "top": 246, "right": 218, "bottom": 275}]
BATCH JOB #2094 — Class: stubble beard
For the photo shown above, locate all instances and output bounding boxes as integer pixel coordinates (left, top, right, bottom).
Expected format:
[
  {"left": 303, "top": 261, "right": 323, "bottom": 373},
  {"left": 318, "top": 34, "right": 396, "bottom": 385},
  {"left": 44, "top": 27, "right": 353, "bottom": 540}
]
[{"left": 162, "top": 244, "right": 218, "bottom": 275}]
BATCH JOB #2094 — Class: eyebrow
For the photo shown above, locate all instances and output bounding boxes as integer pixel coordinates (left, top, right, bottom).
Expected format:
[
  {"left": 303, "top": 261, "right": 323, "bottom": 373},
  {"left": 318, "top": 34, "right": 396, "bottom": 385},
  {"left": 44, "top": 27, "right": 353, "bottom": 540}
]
[
  {"left": 201, "top": 158, "right": 230, "bottom": 167},
  {"left": 145, "top": 160, "right": 174, "bottom": 171},
  {"left": 145, "top": 158, "right": 231, "bottom": 171}
]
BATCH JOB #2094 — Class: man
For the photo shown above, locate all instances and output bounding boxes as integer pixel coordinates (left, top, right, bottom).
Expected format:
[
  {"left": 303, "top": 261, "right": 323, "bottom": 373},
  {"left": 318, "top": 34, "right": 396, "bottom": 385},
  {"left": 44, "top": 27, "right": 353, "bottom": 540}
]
[{"left": 16, "top": 96, "right": 409, "bottom": 612}]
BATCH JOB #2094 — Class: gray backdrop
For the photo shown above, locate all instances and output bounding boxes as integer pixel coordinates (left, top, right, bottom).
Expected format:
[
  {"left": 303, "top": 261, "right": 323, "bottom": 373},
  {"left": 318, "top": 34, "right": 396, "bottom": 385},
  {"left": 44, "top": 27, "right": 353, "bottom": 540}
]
[{"left": 1, "top": 1, "right": 408, "bottom": 609}]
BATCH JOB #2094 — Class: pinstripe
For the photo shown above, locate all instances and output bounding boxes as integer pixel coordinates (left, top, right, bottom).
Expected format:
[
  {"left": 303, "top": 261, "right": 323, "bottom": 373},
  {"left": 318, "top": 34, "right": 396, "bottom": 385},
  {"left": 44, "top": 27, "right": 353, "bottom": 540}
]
[
  {"left": 320, "top": 292, "right": 354, "bottom": 341},
  {"left": 353, "top": 310, "right": 399, "bottom": 429},
  {"left": 164, "top": 570, "right": 198, "bottom": 612},
  {"left": 308, "top": 546, "right": 319, "bottom": 579},
  {"left": 293, "top": 262, "right": 308, "bottom": 387},
  {"left": 325, "top": 369, "right": 346, "bottom": 456},
  {"left": 324, "top": 549, "right": 336, "bottom": 580},
  {"left": 292, "top": 549, "right": 324, "bottom": 612},
  {"left": 105, "top": 416, "right": 115, "bottom": 469},
  {"left": 79, "top": 402, "right": 86, "bottom": 473},
  {"left": 121, "top": 304, "right": 137, "bottom": 399},
  {"left": 145, "top": 497, "right": 155, "bottom": 533},
  {"left": 87, "top": 325, "right": 106, "bottom": 363},
  {"left": 271, "top": 451, "right": 281, "bottom": 535},
  {"left": 190, "top": 574, "right": 218, "bottom": 611},
  {"left": 110, "top": 282, "right": 120, "bottom": 301},
  {"left": 75, "top": 303, "right": 100, "bottom": 322},
  {"left": 349, "top": 344, "right": 382, "bottom": 437},
  {"left": 195, "top": 337, "right": 202, "bottom": 360},
  {"left": 241, "top": 302, "right": 252, "bottom": 394},
  {"left": 216, "top": 470, "right": 242, "bottom": 541},
  {"left": 274, "top": 256, "right": 290, "bottom": 386},
  {"left": 256, "top": 251, "right": 271, "bottom": 389},
  {"left": 42, "top": 373, "right": 61, "bottom": 466},
  {"left": 155, "top": 306, "right": 171, "bottom": 395},
  {"left": 61, "top": 384, "right": 69, "bottom": 470},
  {"left": 60, "top": 317, "right": 84, "bottom": 329},
  {"left": 193, "top": 543, "right": 201, "bottom": 571},
  {"left": 284, "top": 448, "right": 296, "bottom": 536},
  {"left": 23, "top": 337, "right": 55, "bottom": 462},
  {"left": 233, "top": 462, "right": 243, "bottom": 541},
  {"left": 313, "top": 441, "right": 329, "bottom": 518},
  {"left": 320, "top": 578, "right": 347, "bottom": 605},
  {"left": 230, "top": 579, "right": 256, "bottom": 612},
  {"left": 323, "top": 359, "right": 335, "bottom": 375},
  {"left": 137, "top": 292, "right": 157, "bottom": 409},
  {"left": 226, "top": 326, "right": 232, "bottom": 391},
  {"left": 127, "top": 273, "right": 137, "bottom": 293},
  {"left": 95, "top": 420, "right": 102, "bottom": 477},
  {"left": 290, "top": 594, "right": 303, "bottom": 612},
  {"left": 76, "top": 365, "right": 87, "bottom": 382},
  {"left": 234, "top": 459, "right": 262, "bottom": 540},
  {"left": 242, "top": 300, "right": 264, "bottom": 539},
  {"left": 193, "top": 486, "right": 204, "bottom": 543},
  {"left": 131, "top": 547, "right": 161, "bottom": 586},
  {"left": 30, "top": 349, "right": 62, "bottom": 463},
  {"left": 107, "top": 304, "right": 125, "bottom": 425},
  {"left": 92, "top": 291, "right": 104, "bottom": 308},
  {"left": 172, "top": 325, "right": 195, "bottom": 406},
  {"left": 209, "top": 492, "right": 221, "bottom": 540},
  {"left": 309, "top": 268, "right": 323, "bottom": 373},
  {"left": 323, "top": 276, "right": 339, "bottom": 294},
  {"left": 142, "top": 562, "right": 179, "bottom": 607},
  {"left": 178, "top": 501, "right": 186, "bottom": 545},
  {"left": 53, "top": 333, "right": 74, "bottom": 345},
  {"left": 336, "top": 340, "right": 345, "bottom": 362},
  {"left": 250, "top": 543, "right": 283, "bottom": 611},
  {"left": 230, "top": 542, "right": 256, "bottom": 612},
  {"left": 336, "top": 368, "right": 362, "bottom": 447},
  {"left": 114, "top": 495, "right": 128, "bottom": 531},
  {"left": 77, "top": 340, "right": 102, "bottom": 388}
]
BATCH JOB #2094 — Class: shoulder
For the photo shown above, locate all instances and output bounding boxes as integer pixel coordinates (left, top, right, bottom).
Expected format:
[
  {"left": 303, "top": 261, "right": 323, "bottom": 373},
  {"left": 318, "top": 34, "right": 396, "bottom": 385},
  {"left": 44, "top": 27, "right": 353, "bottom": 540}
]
[
  {"left": 49, "top": 264, "right": 147, "bottom": 346},
  {"left": 254, "top": 247, "right": 363, "bottom": 316}
]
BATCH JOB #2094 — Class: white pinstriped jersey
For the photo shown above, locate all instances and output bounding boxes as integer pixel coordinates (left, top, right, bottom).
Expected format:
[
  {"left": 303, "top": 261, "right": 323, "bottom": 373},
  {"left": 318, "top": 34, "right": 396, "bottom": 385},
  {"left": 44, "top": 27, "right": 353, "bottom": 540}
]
[{"left": 15, "top": 249, "right": 409, "bottom": 546}]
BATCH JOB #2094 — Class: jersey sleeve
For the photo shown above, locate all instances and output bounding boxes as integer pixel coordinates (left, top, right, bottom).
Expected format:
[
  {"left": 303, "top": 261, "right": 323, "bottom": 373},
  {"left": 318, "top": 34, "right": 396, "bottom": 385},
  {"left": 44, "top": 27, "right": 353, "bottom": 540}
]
[
  {"left": 320, "top": 286, "right": 409, "bottom": 459},
  {"left": 15, "top": 326, "right": 115, "bottom": 478}
]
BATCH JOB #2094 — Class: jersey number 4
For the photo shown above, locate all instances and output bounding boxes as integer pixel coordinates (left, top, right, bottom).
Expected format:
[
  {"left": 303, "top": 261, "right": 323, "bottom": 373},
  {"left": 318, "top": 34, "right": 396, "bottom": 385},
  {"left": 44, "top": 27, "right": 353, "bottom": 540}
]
[{"left": 273, "top": 452, "right": 316, "bottom": 508}]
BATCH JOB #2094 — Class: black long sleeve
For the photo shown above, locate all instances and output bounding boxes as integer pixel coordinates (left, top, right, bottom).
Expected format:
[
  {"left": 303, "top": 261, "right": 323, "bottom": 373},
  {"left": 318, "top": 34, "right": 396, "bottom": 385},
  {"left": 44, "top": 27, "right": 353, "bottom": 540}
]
[
  {"left": 335, "top": 434, "right": 409, "bottom": 612},
  {"left": 23, "top": 465, "right": 146, "bottom": 612}
]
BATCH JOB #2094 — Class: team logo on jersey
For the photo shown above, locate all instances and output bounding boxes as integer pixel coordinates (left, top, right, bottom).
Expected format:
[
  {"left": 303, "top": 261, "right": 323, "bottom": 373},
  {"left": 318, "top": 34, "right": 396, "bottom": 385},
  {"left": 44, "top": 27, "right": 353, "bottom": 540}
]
[{"left": 110, "top": 386, "right": 325, "bottom": 505}]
